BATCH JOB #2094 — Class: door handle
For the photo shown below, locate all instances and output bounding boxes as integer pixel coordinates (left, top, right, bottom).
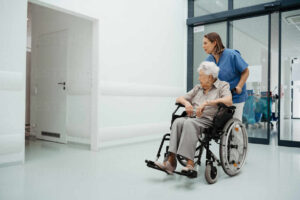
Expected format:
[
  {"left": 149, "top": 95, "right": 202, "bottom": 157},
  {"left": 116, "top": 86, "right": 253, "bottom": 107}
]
[
  {"left": 57, "top": 82, "right": 66, "bottom": 90},
  {"left": 57, "top": 82, "right": 66, "bottom": 86}
]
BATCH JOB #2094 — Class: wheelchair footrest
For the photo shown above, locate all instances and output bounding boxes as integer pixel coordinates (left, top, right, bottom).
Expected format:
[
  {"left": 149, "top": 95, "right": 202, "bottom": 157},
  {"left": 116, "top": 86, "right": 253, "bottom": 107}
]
[
  {"left": 145, "top": 160, "right": 198, "bottom": 178},
  {"left": 179, "top": 170, "right": 197, "bottom": 178},
  {"left": 145, "top": 160, "right": 170, "bottom": 175}
]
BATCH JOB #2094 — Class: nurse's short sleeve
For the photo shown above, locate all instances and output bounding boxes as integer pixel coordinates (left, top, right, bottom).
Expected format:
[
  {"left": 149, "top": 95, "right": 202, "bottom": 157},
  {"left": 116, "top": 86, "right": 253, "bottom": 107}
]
[
  {"left": 205, "top": 55, "right": 215, "bottom": 62},
  {"left": 219, "top": 82, "right": 231, "bottom": 98},
  {"left": 183, "top": 86, "right": 199, "bottom": 102},
  {"left": 233, "top": 50, "right": 248, "bottom": 73}
]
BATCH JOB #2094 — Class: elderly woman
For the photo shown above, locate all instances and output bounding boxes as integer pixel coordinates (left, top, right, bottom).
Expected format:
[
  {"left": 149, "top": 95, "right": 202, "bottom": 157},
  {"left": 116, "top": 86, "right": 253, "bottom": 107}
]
[{"left": 155, "top": 61, "right": 232, "bottom": 174}]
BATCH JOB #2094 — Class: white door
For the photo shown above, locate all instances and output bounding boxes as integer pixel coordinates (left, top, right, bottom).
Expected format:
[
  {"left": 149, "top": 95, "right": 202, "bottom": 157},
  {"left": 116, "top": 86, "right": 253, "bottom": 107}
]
[{"left": 33, "top": 30, "right": 68, "bottom": 143}]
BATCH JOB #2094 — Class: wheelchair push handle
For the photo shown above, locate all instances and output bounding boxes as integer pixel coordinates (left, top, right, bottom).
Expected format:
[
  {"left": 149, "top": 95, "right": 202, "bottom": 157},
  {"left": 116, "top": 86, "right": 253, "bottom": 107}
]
[{"left": 231, "top": 88, "right": 236, "bottom": 94}]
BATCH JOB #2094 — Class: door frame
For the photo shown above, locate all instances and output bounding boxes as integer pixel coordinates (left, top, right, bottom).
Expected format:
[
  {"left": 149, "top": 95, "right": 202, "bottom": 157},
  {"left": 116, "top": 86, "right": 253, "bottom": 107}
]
[
  {"left": 28, "top": 0, "right": 99, "bottom": 151},
  {"left": 187, "top": 0, "right": 300, "bottom": 145},
  {"left": 278, "top": 11, "right": 300, "bottom": 147}
]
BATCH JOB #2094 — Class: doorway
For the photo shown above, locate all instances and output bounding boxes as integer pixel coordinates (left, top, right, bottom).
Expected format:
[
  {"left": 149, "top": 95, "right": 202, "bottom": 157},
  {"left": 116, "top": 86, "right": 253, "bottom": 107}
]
[{"left": 26, "top": 2, "right": 98, "bottom": 147}]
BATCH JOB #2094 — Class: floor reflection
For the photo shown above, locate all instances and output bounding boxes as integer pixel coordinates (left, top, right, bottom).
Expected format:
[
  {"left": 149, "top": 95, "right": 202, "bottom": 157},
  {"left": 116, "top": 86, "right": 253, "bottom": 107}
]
[
  {"left": 280, "top": 119, "right": 300, "bottom": 141},
  {"left": 245, "top": 122, "right": 269, "bottom": 139}
]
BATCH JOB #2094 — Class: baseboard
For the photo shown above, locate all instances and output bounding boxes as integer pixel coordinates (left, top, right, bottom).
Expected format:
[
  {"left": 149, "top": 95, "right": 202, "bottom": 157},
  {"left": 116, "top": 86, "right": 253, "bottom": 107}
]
[
  {"left": 99, "top": 132, "right": 163, "bottom": 149},
  {"left": 67, "top": 135, "right": 90, "bottom": 145},
  {"left": 99, "top": 122, "right": 169, "bottom": 141},
  {"left": 0, "top": 160, "right": 23, "bottom": 168},
  {"left": 98, "top": 122, "right": 170, "bottom": 149},
  {"left": 0, "top": 151, "right": 24, "bottom": 166},
  {"left": 0, "top": 134, "right": 24, "bottom": 155}
]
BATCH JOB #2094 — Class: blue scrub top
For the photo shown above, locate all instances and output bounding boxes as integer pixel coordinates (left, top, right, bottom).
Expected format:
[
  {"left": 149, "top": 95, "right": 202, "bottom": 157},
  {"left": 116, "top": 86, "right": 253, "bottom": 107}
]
[{"left": 205, "top": 48, "right": 248, "bottom": 103}]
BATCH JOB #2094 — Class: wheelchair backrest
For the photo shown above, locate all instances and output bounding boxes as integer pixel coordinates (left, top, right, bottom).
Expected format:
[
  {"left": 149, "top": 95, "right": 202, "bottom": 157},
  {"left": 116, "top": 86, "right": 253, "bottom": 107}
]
[{"left": 211, "top": 103, "right": 236, "bottom": 135}]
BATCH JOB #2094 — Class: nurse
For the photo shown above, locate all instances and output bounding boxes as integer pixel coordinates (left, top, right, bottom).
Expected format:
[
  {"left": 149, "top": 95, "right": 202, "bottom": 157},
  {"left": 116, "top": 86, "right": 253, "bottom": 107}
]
[{"left": 203, "top": 32, "right": 249, "bottom": 121}]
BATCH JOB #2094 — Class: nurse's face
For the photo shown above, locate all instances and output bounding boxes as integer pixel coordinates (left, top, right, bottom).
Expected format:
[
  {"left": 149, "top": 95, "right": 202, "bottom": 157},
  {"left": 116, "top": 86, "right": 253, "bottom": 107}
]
[{"left": 202, "top": 37, "right": 216, "bottom": 54}]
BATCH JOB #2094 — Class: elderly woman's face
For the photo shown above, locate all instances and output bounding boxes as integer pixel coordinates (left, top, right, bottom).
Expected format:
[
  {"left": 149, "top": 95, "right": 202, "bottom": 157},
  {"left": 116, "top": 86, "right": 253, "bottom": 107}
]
[
  {"left": 198, "top": 70, "right": 214, "bottom": 89},
  {"left": 202, "top": 37, "right": 216, "bottom": 54}
]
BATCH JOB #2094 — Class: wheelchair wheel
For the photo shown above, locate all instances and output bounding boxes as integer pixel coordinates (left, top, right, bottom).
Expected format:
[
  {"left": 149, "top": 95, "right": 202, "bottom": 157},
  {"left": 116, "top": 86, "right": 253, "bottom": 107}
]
[
  {"left": 219, "top": 118, "right": 248, "bottom": 177},
  {"left": 205, "top": 163, "right": 218, "bottom": 184}
]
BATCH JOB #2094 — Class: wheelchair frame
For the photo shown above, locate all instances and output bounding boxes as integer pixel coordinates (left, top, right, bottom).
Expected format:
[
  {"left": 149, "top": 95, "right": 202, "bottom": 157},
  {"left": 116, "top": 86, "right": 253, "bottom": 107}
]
[{"left": 145, "top": 102, "right": 248, "bottom": 183}]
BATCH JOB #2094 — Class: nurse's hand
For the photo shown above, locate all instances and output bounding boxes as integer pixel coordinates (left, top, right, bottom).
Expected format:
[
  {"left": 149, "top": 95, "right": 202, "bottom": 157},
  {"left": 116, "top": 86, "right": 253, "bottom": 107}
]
[{"left": 235, "top": 86, "right": 242, "bottom": 94}]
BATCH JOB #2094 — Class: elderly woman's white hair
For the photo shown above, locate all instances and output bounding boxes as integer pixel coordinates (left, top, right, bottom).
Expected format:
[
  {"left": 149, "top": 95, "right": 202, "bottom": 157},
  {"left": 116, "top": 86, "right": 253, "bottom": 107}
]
[{"left": 197, "top": 61, "right": 220, "bottom": 78}]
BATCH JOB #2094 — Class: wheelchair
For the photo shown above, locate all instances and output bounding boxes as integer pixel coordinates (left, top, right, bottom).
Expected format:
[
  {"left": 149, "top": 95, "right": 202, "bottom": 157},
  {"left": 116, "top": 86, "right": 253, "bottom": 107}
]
[{"left": 145, "top": 102, "right": 248, "bottom": 184}]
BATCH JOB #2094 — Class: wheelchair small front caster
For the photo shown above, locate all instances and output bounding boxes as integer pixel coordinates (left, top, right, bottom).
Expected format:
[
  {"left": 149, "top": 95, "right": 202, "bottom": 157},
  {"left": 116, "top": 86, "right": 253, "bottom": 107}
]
[{"left": 205, "top": 163, "right": 218, "bottom": 184}]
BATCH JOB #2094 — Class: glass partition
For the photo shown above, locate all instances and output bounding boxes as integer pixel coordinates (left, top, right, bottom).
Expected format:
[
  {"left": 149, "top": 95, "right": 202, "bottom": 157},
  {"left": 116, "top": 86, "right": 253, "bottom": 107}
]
[
  {"left": 194, "top": 0, "right": 228, "bottom": 17},
  {"left": 280, "top": 9, "right": 300, "bottom": 142},
  {"left": 234, "top": 0, "right": 275, "bottom": 9},
  {"left": 231, "top": 15, "right": 270, "bottom": 141}
]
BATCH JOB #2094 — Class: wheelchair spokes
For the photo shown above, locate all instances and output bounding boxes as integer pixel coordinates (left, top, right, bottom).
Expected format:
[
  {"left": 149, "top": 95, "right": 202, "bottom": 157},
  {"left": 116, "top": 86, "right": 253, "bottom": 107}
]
[{"left": 220, "top": 119, "right": 248, "bottom": 176}]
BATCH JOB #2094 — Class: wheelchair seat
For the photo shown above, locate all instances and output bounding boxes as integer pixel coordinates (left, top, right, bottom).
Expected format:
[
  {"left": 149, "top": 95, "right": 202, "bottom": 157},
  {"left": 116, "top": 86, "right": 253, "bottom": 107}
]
[{"left": 146, "top": 102, "right": 248, "bottom": 184}]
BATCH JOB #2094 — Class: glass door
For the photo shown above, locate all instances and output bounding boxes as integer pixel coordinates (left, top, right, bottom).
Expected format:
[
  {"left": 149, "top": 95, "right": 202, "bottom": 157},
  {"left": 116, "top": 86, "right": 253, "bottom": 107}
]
[
  {"left": 279, "top": 9, "right": 300, "bottom": 146},
  {"left": 191, "top": 15, "right": 271, "bottom": 144},
  {"left": 230, "top": 15, "right": 271, "bottom": 144},
  {"left": 187, "top": 0, "right": 300, "bottom": 146}
]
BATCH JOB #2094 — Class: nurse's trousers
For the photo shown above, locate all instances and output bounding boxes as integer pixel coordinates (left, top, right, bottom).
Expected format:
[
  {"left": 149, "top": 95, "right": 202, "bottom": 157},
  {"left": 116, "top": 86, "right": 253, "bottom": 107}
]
[{"left": 168, "top": 117, "right": 213, "bottom": 161}]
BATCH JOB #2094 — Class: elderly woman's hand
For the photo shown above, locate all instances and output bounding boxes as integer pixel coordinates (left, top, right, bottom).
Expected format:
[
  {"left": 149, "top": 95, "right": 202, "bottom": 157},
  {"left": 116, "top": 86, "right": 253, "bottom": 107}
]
[
  {"left": 185, "top": 103, "right": 194, "bottom": 117},
  {"left": 196, "top": 103, "right": 207, "bottom": 117}
]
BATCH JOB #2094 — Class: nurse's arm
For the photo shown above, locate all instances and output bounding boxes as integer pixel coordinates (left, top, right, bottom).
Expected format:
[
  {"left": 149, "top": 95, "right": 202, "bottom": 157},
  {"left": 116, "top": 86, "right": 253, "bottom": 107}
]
[{"left": 236, "top": 68, "right": 249, "bottom": 94}]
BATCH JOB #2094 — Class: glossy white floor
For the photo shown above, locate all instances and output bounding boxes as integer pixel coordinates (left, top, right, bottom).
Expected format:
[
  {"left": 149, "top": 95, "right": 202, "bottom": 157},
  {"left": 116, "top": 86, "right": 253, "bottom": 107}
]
[{"left": 0, "top": 132, "right": 300, "bottom": 200}]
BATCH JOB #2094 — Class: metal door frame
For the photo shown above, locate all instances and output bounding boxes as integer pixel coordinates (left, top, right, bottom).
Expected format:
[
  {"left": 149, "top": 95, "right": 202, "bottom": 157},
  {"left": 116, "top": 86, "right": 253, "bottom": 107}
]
[
  {"left": 278, "top": 10, "right": 300, "bottom": 147},
  {"left": 187, "top": 0, "right": 300, "bottom": 145}
]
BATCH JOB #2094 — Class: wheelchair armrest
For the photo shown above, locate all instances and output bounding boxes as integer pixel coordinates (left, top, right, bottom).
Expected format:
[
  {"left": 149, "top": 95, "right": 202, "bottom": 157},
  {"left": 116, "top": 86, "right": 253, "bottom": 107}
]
[
  {"left": 172, "top": 103, "right": 185, "bottom": 116},
  {"left": 175, "top": 102, "right": 185, "bottom": 107},
  {"left": 170, "top": 103, "right": 186, "bottom": 129}
]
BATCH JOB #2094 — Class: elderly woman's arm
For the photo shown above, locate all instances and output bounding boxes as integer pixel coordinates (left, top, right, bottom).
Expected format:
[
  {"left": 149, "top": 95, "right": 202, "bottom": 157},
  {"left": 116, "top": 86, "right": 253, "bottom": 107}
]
[
  {"left": 176, "top": 96, "right": 194, "bottom": 117},
  {"left": 196, "top": 95, "right": 232, "bottom": 117},
  {"left": 206, "top": 94, "right": 232, "bottom": 107}
]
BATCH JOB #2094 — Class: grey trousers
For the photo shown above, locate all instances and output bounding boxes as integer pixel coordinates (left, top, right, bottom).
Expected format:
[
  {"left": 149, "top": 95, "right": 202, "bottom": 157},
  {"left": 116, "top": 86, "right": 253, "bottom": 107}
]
[{"left": 168, "top": 117, "right": 213, "bottom": 161}]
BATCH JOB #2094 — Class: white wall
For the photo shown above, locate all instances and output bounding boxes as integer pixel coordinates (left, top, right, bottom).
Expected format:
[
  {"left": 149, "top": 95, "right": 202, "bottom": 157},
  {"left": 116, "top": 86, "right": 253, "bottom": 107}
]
[
  {"left": 30, "top": 0, "right": 187, "bottom": 149},
  {"left": 0, "top": 0, "right": 27, "bottom": 165},
  {"left": 0, "top": 0, "right": 186, "bottom": 165},
  {"left": 30, "top": 4, "right": 93, "bottom": 144},
  {"left": 97, "top": 0, "right": 187, "bottom": 145}
]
